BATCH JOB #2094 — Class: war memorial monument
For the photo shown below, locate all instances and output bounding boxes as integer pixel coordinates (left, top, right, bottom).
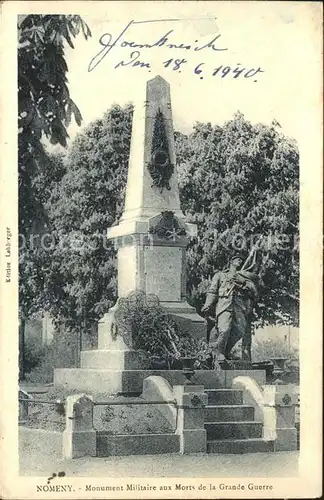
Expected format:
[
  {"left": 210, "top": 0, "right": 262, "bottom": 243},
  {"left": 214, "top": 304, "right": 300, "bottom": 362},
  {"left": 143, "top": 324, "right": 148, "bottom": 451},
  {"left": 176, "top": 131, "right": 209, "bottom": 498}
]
[{"left": 49, "top": 76, "right": 297, "bottom": 457}]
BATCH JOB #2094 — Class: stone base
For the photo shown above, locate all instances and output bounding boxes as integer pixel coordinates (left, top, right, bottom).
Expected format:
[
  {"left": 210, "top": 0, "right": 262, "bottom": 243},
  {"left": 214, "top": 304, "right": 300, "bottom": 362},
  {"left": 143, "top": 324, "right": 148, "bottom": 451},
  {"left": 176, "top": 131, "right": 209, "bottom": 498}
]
[
  {"left": 54, "top": 368, "right": 266, "bottom": 394},
  {"left": 179, "top": 429, "right": 206, "bottom": 454},
  {"left": 274, "top": 428, "right": 298, "bottom": 451},
  {"left": 81, "top": 349, "right": 150, "bottom": 370},
  {"left": 62, "top": 429, "right": 97, "bottom": 459},
  {"left": 98, "top": 306, "right": 126, "bottom": 350},
  {"left": 97, "top": 431, "right": 180, "bottom": 457},
  {"left": 220, "top": 360, "right": 253, "bottom": 370},
  {"left": 160, "top": 301, "right": 206, "bottom": 340},
  {"left": 97, "top": 432, "right": 180, "bottom": 457},
  {"left": 207, "top": 438, "right": 275, "bottom": 454}
]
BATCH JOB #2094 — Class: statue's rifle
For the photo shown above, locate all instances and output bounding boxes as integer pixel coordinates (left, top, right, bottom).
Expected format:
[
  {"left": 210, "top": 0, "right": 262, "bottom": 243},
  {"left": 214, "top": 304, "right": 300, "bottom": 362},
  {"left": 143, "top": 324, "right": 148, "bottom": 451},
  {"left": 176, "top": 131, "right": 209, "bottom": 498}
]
[{"left": 225, "top": 238, "right": 263, "bottom": 298}]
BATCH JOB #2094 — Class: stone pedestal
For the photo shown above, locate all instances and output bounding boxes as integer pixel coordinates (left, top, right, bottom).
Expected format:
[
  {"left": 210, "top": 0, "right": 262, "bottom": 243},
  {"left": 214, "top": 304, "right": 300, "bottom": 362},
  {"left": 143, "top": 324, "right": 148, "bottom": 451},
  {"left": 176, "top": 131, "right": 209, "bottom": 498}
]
[
  {"left": 220, "top": 360, "right": 253, "bottom": 370},
  {"left": 55, "top": 76, "right": 207, "bottom": 396},
  {"left": 62, "top": 394, "right": 96, "bottom": 459},
  {"left": 174, "top": 385, "right": 207, "bottom": 454},
  {"left": 54, "top": 366, "right": 266, "bottom": 394},
  {"left": 81, "top": 349, "right": 150, "bottom": 370},
  {"left": 18, "top": 389, "right": 32, "bottom": 424},
  {"left": 98, "top": 75, "right": 206, "bottom": 350},
  {"left": 263, "top": 385, "right": 298, "bottom": 451}
]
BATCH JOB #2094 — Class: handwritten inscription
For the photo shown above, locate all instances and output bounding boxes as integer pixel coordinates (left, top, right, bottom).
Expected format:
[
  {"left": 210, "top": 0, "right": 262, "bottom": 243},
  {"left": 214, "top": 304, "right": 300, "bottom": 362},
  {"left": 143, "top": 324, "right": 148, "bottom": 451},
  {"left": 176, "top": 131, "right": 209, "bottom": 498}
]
[
  {"left": 115, "top": 50, "right": 151, "bottom": 70},
  {"left": 88, "top": 19, "right": 264, "bottom": 82}
]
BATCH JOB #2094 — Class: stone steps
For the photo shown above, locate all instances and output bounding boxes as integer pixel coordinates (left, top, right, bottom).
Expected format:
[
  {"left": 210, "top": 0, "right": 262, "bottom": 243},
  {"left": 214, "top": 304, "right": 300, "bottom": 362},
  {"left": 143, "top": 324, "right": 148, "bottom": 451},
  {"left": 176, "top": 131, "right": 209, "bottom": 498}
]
[
  {"left": 207, "top": 438, "right": 275, "bottom": 454},
  {"left": 205, "top": 389, "right": 243, "bottom": 405},
  {"left": 204, "top": 387, "right": 274, "bottom": 453},
  {"left": 204, "top": 404, "right": 255, "bottom": 422},
  {"left": 205, "top": 421, "right": 263, "bottom": 440}
]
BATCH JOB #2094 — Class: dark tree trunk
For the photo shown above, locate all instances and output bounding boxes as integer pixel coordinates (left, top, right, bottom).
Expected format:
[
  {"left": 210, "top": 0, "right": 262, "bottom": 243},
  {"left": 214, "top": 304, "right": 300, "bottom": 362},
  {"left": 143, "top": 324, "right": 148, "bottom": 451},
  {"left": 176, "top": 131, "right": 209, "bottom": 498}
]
[
  {"left": 19, "top": 317, "right": 26, "bottom": 381},
  {"left": 78, "top": 323, "right": 82, "bottom": 367}
]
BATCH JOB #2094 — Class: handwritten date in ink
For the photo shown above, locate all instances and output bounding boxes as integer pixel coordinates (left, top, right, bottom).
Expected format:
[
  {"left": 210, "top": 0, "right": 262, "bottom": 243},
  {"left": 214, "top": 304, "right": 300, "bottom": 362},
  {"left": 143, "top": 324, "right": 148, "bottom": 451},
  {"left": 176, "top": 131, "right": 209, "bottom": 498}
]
[
  {"left": 194, "top": 63, "right": 264, "bottom": 81},
  {"left": 88, "top": 18, "right": 264, "bottom": 83},
  {"left": 163, "top": 58, "right": 187, "bottom": 71},
  {"left": 160, "top": 59, "right": 263, "bottom": 81},
  {"left": 212, "top": 64, "right": 263, "bottom": 80}
]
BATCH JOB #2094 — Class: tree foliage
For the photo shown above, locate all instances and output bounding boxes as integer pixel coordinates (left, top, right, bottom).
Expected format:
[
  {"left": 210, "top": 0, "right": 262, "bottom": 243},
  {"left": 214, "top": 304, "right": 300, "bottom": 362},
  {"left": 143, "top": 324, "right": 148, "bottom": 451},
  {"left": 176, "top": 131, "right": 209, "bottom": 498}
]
[
  {"left": 45, "top": 105, "right": 133, "bottom": 329},
  {"left": 175, "top": 112, "right": 299, "bottom": 327},
  {"left": 44, "top": 108, "right": 299, "bottom": 333},
  {"left": 18, "top": 14, "right": 91, "bottom": 314},
  {"left": 18, "top": 14, "right": 91, "bottom": 236},
  {"left": 19, "top": 151, "right": 66, "bottom": 319}
]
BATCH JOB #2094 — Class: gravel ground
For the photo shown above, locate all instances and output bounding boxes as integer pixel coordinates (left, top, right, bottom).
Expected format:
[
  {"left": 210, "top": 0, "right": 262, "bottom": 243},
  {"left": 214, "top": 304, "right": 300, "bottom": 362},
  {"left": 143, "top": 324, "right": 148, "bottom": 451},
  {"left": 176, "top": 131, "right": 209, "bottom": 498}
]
[
  {"left": 19, "top": 448, "right": 299, "bottom": 478},
  {"left": 19, "top": 384, "right": 300, "bottom": 478}
]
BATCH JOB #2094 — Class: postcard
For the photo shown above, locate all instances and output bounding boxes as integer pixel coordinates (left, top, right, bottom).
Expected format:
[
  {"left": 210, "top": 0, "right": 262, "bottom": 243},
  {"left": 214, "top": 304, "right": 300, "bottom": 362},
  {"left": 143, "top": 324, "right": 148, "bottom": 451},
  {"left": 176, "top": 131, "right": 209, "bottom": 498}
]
[{"left": 0, "top": 1, "right": 322, "bottom": 499}]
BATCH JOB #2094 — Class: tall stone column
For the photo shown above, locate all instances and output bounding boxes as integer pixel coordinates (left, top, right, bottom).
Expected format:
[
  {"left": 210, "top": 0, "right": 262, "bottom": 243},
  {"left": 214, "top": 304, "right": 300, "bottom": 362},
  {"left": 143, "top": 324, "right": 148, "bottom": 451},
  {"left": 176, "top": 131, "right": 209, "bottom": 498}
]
[{"left": 98, "top": 76, "right": 206, "bottom": 351}]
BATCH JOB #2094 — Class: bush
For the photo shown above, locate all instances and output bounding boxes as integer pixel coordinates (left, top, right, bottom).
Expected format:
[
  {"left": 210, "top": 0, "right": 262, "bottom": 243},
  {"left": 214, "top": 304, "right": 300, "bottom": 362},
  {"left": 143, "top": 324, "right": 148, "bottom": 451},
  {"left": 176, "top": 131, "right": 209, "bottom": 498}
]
[
  {"left": 251, "top": 337, "right": 299, "bottom": 362},
  {"left": 251, "top": 336, "right": 299, "bottom": 383},
  {"left": 114, "top": 291, "right": 213, "bottom": 369},
  {"left": 173, "top": 336, "right": 213, "bottom": 369},
  {"left": 24, "top": 337, "right": 46, "bottom": 374},
  {"left": 25, "top": 327, "right": 80, "bottom": 384},
  {"left": 114, "top": 291, "right": 180, "bottom": 357}
]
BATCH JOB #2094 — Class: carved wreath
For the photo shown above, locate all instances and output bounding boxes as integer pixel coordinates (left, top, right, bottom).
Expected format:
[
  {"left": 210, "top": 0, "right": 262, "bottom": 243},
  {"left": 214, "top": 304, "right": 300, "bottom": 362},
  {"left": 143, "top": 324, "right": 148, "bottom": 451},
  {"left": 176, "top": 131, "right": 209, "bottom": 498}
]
[
  {"left": 191, "top": 394, "right": 203, "bottom": 407},
  {"left": 282, "top": 393, "right": 292, "bottom": 405},
  {"left": 149, "top": 211, "right": 186, "bottom": 240},
  {"left": 147, "top": 109, "right": 174, "bottom": 191}
]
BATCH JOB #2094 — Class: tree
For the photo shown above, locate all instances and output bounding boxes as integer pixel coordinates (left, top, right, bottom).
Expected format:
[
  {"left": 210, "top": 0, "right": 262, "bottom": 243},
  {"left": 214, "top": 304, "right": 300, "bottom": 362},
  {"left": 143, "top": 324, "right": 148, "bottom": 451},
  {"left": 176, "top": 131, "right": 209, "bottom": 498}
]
[
  {"left": 19, "top": 150, "right": 66, "bottom": 378},
  {"left": 45, "top": 105, "right": 133, "bottom": 334},
  {"left": 18, "top": 14, "right": 91, "bottom": 235},
  {"left": 18, "top": 15, "right": 91, "bottom": 378},
  {"left": 175, "top": 112, "right": 299, "bottom": 327}
]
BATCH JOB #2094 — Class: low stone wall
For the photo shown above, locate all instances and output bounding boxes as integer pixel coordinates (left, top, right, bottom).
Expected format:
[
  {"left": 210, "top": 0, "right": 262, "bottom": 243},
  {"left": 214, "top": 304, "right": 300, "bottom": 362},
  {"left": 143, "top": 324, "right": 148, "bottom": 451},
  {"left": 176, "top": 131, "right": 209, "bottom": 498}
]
[
  {"left": 97, "top": 433, "right": 179, "bottom": 457},
  {"left": 19, "top": 427, "right": 63, "bottom": 459},
  {"left": 60, "top": 385, "right": 207, "bottom": 458}
]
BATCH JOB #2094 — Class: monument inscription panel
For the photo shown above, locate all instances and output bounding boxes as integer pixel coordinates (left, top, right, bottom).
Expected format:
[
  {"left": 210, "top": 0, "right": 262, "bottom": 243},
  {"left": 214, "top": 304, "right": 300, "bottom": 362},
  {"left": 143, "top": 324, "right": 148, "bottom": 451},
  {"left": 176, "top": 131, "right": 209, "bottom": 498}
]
[{"left": 144, "top": 246, "right": 182, "bottom": 301}]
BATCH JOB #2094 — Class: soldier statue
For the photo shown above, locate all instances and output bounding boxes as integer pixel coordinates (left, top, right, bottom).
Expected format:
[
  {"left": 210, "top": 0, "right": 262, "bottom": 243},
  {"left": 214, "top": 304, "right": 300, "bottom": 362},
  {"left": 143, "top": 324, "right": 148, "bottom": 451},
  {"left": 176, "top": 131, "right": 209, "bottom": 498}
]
[{"left": 201, "top": 251, "right": 261, "bottom": 364}]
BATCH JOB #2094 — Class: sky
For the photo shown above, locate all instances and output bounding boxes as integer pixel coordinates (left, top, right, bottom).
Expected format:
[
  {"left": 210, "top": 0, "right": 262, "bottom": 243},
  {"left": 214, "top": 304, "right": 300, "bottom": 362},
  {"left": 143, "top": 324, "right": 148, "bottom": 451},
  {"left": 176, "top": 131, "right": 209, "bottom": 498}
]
[{"left": 58, "top": 2, "right": 320, "bottom": 145}]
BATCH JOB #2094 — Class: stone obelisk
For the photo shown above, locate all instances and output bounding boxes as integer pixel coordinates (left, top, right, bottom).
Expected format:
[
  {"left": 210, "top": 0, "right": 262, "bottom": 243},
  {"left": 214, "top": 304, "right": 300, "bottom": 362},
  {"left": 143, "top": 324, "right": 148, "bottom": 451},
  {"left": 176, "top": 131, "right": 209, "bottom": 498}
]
[{"left": 98, "top": 75, "right": 205, "bottom": 350}]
